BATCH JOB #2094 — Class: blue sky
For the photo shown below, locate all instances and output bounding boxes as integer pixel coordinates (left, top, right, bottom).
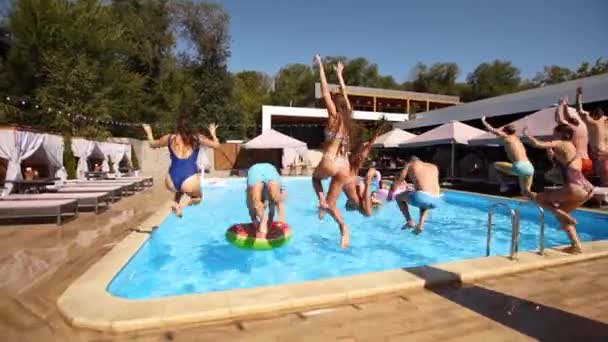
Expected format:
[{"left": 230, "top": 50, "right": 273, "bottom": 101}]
[{"left": 216, "top": 0, "right": 608, "bottom": 81}]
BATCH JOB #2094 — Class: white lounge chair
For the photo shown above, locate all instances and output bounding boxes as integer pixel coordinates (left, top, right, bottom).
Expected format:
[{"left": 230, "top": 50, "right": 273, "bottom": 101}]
[
  {"left": 53, "top": 185, "right": 125, "bottom": 201},
  {"left": 0, "top": 199, "right": 78, "bottom": 225},
  {"left": 1, "top": 192, "right": 111, "bottom": 214}
]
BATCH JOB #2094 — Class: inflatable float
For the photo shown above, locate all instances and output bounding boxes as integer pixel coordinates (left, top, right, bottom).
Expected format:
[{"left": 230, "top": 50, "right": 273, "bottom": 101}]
[{"left": 226, "top": 221, "right": 291, "bottom": 250}]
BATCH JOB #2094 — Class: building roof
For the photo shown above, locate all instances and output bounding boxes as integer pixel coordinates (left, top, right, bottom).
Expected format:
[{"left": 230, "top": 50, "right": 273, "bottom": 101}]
[
  {"left": 242, "top": 129, "right": 307, "bottom": 149},
  {"left": 400, "top": 121, "right": 485, "bottom": 147},
  {"left": 395, "top": 73, "right": 608, "bottom": 130},
  {"left": 373, "top": 128, "right": 416, "bottom": 148},
  {"left": 314, "top": 83, "right": 460, "bottom": 103},
  {"left": 469, "top": 106, "right": 580, "bottom": 145}
]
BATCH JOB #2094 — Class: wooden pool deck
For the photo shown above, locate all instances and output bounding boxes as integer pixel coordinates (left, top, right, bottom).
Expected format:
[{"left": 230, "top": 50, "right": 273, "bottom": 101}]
[{"left": 0, "top": 183, "right": 606, "bottom": 341}]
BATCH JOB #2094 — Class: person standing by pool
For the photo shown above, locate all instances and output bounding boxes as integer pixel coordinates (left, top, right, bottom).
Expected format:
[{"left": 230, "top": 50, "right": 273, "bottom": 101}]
[
  {"left": 388, "top": 157, "right": 441, "bottom": 234},
  {"left": 554, "top": 96, "right": 592, "bottom": 176},
  {"left": 246, "top": 163, "right": 285, "bottom": 239},
  {"left": 523, "top": 124, "right": 593, "bottom": 254},
  {"left": 481, "top": 116, "right": 534, "bottom": 196},
  {"left": 311, "top": 54, "right": 353, "bottom": 248},
  {"left": 577, "top": 87, "right": 608, "bottom": 185},
  {"left": 142, "top": 117, "right": 220, "bottom": 217}
]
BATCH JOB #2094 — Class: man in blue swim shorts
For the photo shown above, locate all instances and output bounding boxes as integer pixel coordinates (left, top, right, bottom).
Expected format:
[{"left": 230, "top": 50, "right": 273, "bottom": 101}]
[
  {"left": 246, "top": 163, "right": 285, "bottom": 238},
  {"left": 389, "top": 156, "right": 442, "bottom": 234},
  {"left": 481, "top": 116, "right": 535, "bottom": 196}
]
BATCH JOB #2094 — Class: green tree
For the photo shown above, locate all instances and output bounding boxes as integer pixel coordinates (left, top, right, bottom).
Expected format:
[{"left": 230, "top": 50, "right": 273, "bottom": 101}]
[
  {"left": 231, "top": 70, "right": 271, "bottom": 138},
  {"left": 272, "top": 63, "right": 315, "bottom": 107},
  {"left": 532, "top": 65, "right": 575, "bottom": 86},
  {"left": 467, "top": 60, "right": 521, "bottom": 100},
  {"left": 176, "top": 0, "right": 235, "bottom": 139},
  {"left": 316, "top": 56, "right": 398, "bottom": 89},
  {"left": 411, "top": 62, "right": 460, "bottom": 95}
]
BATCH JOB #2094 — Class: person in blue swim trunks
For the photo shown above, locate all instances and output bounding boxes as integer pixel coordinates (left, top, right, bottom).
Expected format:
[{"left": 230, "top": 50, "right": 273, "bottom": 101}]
[
  {"left": 246, "top": 163, "right": 285, "bottom": 239},
  {"left": 482, "top": 116, "right": 535, "bottom": 196},
  {"left": 389, "top": 156, "right": 442, "bottom": 234},
  {"left": 142, "top": 117, "right": 220, "bottom": 217}
]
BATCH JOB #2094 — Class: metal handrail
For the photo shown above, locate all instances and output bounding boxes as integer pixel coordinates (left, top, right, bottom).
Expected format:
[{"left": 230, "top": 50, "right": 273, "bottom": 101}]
[
  {"left": 487, "top": 203, "right": 519, "bottom": 259},
  {"left": 518, "top": 202, "right": 546, "bottom": 255}
]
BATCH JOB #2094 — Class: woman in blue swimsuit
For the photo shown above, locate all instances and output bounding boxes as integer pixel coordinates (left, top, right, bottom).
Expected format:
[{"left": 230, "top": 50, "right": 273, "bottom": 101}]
[{"left": 143, "top": 117, "right": 220, "bottom": 217}]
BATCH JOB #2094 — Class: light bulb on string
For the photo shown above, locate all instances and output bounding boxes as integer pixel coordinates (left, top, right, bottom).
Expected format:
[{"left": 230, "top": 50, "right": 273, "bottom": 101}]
[{"left": 5, "top": 96, "right": 10, "bottom": 101}]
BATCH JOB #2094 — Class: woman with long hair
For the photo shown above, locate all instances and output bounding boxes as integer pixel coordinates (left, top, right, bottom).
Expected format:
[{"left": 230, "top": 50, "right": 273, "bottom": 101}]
[
  {"left": 523, "top": 124, "right": 594, "bottom": 253},
  {"left": 311, "top": 54, "right": 354, "bottom": 248},
  {"left": 142, "top": 117, "right": 220, "bottom": 217}
]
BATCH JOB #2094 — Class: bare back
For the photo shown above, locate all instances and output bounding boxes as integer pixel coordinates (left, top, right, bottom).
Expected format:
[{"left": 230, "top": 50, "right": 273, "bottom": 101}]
[
  {"left": 570, "top": 123, "right": 589, "bottom": 159},
  {"left": 552, "top": 140, "right": 581, "bottom": 170},
  {"left": 584, "top": 117, "right": 607, "bottom": 154},
  {"left": 408, "top": 161, "right": 440, "bottom": 196},
  {"left": 502, "top": 135, "right": 529, "bottom": 162}
]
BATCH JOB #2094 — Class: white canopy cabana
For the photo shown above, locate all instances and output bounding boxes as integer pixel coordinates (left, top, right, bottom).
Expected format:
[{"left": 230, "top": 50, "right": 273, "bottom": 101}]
[
  {"left": 100, "top": 142, "right": 132, "bottom": 176},
  {"left": 373, "top": 128, "right": 416, "bottom": 148},
  {"left": 0, "top": 129, "right": 67, "bottom": 195},
  {"left": 399, "top": 121, "right": 485, "bottom": 178},
  {"left": 242, "top": 129, "right": 308, "bottom": 168},
  {"left": 71, "top": 138, "right": 106, "bottom": 179},
  {"left": 469, "top": 106, "right": 580, "bottom": 145}
]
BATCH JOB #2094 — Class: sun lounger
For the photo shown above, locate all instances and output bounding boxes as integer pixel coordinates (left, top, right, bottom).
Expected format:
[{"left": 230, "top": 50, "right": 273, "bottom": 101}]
[
  {"left": 61, "top": 181, "right": 137, "bottom": 194},
  {"left": 106, "top": 176, "right": 153, "bottom": 188},
  {"left": 1, "top": 192, "right": 111, "bottom": 214},
  {"left": 0, "top": 199, "right": 78, "bottom": 225},
  {"left": 52, "top": 185, "right": 124, "bottom": 201}
]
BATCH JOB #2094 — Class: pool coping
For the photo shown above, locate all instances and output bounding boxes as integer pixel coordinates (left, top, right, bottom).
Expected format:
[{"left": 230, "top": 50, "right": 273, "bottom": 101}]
[{"left": 57, "top": 191, "right": 608, "bottom": 332}]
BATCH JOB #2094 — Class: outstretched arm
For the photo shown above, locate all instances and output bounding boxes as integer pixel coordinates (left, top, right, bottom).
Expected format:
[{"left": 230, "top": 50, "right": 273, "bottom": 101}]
[
  {"left": 481, "top": 116, "right": 506, "bottom": 137},
  {"left": 199, "top": 123, "right": 221, "bottom": 148},
  {"left": 142, "top": 124, "right": 169, "bottom": 149},
  {"left": 335, "top": 61, "right": 352, "bottom": 113},
  {"left": 350, "top": 123, "right": 389, "bottom": 170},
  {"left": 315, "top": 54, "right": 337, "bottom": 119},
  {"left": 523, "top": 128, "right": 560, "bottom": 149}
]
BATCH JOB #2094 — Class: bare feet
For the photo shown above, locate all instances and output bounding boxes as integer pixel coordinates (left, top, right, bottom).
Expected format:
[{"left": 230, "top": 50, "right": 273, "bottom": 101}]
[
  {"left": 414, "top": 225, "right": 423, "bottom": 235},
  {"left": 562, "top": 245, "right": 582, "bottom": 254},
  {"left": 318, "top": 203, "right": 329, "bottom": 220},
  {"left": 171, "top": 204, "right": 182, "bottom": 218},
  {"left": 407, "top": 220, "right": 415, "bottom": 228},
  {"left": 340, "top": 226, "right": 350, "bottom": 248}
]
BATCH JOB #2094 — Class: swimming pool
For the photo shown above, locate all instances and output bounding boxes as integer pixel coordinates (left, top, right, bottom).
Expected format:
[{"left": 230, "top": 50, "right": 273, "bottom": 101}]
[{"left": 108, "top": 178, "right": 608, "bottom": 299}]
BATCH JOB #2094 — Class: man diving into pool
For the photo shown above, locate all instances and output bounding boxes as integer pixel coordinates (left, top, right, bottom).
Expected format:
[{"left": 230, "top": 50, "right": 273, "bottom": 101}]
[
  {"left": 481, "top": 116, "right": 534, "bottom": 196},
  {"left": 246, "top": 163, "right": 286, "bottom": 239},
  {"left": 388, "top": 156, "right": 441, "bottom": 234}
]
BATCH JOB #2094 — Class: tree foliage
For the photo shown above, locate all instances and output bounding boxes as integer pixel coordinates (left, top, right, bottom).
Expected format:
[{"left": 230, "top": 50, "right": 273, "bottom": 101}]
[
  {"left": 0, "top": 0, "right": 606, "bottom": 143},
  {"left": 466, "top": 60, "right": 522, "bottom": 100}
]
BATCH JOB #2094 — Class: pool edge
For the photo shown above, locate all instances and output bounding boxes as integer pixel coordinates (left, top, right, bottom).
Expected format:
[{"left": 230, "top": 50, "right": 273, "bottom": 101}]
[{"left": 57, "top": 195, "right": 608, "bottom": 333}]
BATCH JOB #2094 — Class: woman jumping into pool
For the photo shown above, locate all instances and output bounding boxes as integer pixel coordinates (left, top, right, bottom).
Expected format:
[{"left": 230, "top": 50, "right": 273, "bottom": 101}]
[
  {"left": 311, "top": 54, "right": 354, "bottom": 248},
  {"left": 142, "top": 117, "right": 220, "bottom": 217},
  {"left": 342, "top": 123, "right": 390, "bottom": 216},
  {"left": 523, "top": 124, "right": 594, "bottom": 254},
  {"left": 246, "top": 163, "right": 285, "bottom": 238}
]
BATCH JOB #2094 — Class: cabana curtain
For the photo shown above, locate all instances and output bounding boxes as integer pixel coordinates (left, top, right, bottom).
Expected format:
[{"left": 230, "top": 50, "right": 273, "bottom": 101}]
[{"left": 0, "top": 130, "right": 45, "bottom": 195}]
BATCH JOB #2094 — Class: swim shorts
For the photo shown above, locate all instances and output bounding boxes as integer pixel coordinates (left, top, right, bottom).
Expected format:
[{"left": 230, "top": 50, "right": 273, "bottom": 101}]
[
  {"left": 407, "top": 191, "right": 443, "bottom": 209},
  {"left": 247, "top": 163, "right": 281, "bottom": 187},
  {"left": 512, "top": 161, "right": 535, "bottom": 177}
]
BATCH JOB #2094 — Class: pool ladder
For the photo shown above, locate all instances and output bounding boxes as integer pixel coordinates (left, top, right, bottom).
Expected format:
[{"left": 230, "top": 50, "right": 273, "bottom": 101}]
[{"left": 486, "top": 202, "right": 545, "bottom": 260}]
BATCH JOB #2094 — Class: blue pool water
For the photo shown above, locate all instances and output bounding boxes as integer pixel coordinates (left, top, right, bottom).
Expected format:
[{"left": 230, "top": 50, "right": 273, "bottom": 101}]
[{"left": 108, "top": 178, "right": 608, "bottom": 299}]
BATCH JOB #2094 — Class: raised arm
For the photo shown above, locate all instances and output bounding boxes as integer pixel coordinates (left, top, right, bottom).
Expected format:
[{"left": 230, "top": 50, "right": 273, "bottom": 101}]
[
  {"left": 142, "top": 124, "right": 169, "bottom": 149},
  {"left": 576, "top": 87, "right": 587, "bottom": 118},
  {"left": 554, "top": 97, "right": 568, "bottom": 125},
  {"left": 481, "top": 116, "right": 506, "bottom": 137},
  {"left": 314, "top": 54, "right": 337, "bottom": 118},
  {"left": 335, "top": 61, "right": 352, "bottom": 113},
  {"left": 199, "top": 123, "right": 221, "bottom": 148},
  {"left": 523, "top": 127, "right": 560, "bottom": 149}
]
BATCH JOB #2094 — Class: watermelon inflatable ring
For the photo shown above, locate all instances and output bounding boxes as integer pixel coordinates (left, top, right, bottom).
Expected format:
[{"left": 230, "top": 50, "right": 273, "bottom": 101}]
[{"left": 226, "top": 221, "right": 291, "bottom": 250}]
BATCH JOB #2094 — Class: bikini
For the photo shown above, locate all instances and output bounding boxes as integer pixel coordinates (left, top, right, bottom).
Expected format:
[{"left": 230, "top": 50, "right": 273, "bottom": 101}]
[
  {"left": 323, "top": 128, "right": 349, "bottom": 169},
  {"left": 168, "top": 135, "right": 200, "bottom": 191},
  {"left": 560, "top": 155, "right": 594, "bottom": 194}
]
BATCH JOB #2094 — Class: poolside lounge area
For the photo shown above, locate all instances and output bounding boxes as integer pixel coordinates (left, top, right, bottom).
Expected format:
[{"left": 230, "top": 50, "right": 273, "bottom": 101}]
[{"left": 0, "top": 182, "right": 606, "bottom": 341}]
